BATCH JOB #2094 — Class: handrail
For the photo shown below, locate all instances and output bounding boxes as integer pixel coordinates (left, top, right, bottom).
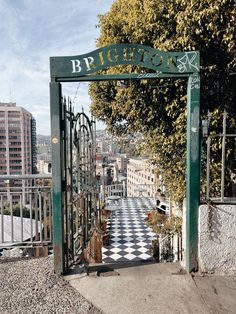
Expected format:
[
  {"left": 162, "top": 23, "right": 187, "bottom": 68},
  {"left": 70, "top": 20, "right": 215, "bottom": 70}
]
[
  {"left": 159, "top": 232, "right": 182, "bottom": 262},
  {"left": 0, "top": 175, "right": 52, "bottom": 252},
  {"left": 0, "top": 174, "right": 52, "bottom": 180}
]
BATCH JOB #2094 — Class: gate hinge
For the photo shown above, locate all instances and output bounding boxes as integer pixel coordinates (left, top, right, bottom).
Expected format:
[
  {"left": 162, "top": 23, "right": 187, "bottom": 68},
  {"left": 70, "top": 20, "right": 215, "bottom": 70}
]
[
  {"left": 62, "top": 180, "right": 66, "bottom": 191},
  {"left": 61, "top": 119, "right": 65, "bottom": 131}
]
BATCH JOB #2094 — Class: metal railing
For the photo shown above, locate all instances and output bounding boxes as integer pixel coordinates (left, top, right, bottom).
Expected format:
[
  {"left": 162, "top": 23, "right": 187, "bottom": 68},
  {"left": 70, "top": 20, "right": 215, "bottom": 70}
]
[
  {"left": 105, "top": 183, "right": 126, "bottom": 198},
  {"left": 0, "top": 175, "right": 52, "bottom": 250},
  {"left": 201, "top": 111, "right": 236, "bottom": 203},
  {"left": 127, "top": 183, "right": 158, "bottom": 197},
  {"left": 159, "top": 233, "right": 182, "bottom": 262}
]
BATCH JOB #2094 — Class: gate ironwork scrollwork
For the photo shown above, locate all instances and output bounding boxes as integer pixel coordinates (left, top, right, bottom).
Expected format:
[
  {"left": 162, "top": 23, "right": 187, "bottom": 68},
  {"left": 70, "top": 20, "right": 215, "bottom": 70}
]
[
  {"left": 50, "top": 43, "right": 200, "bottom": 274},
  {"left": 62, "top": 97, "right": 98, "bottom": 269}
]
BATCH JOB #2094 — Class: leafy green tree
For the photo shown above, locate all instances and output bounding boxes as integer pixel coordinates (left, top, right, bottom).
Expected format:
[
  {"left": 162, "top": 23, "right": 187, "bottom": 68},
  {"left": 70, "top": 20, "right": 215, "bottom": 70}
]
[{"left": 90, "top": 0, "right": 236, "bottom": 203}]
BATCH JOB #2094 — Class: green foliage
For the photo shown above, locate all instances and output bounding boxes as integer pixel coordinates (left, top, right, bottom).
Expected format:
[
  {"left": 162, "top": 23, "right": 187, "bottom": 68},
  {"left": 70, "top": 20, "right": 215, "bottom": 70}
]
[
  {"left": 90, "top": 0, "right": 236, "bottom": 203},
  {"left": 146, "top": 210, "right": 182, "bottom": 236},
  {"left": 2, "top": 202, "right": 36, "bottom": 219}
]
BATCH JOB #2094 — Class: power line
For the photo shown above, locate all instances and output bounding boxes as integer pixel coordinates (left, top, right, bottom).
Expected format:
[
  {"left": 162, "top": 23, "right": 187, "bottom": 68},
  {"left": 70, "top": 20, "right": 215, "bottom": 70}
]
[{"left": 72, "top": 83, "right": 81, "bottom": 103}]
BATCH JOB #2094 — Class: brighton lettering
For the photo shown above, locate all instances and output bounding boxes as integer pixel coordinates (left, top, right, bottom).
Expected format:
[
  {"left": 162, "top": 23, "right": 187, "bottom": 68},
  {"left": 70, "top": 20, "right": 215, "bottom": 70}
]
[
  {"left": 70, "top": 45, "right": 180, "bottom": 74},
  {"left": 71, "top": 56, "right": 95, "bottom": 73}
]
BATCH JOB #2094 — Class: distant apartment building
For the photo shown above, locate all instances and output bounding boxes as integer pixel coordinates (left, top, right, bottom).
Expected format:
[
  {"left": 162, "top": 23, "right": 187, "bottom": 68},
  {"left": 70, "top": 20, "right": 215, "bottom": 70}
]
[
  {"left": 127, "top": 157, "right": 160, "bottom": 197},
  {"left": 96, "top": 139, "right": 109, "bottom": 154},
  {"left": 36, "top": 135, "right": 51, "bottom": 162},
  {"left": 96, "top": 138, "right": 119, "bottom": 155},
  {"left": 116, "top": 154, "right": 128, "bottom": 174},
  {"left": 0, "top": 102, "right": 37, "bottom": 176},
  {"left": 37, "top": 160, "right": 51, "bottom": 174}
]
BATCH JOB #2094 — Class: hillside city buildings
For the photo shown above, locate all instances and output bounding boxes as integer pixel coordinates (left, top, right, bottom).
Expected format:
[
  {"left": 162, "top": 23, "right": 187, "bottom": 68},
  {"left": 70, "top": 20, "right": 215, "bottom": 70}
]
[
  {"left": 95, "top": 131, "right": 161, "bottom": 198},
  {"left": 127, "top": 158, "right": 160, "bottom": 197},
  {"left": 36, "top": 130, "right": 161, "bottom": 201},
  {"left": 36, "top": 135, "right": 51, "bottom": 174},
  {"left": 36, "top": 129, "right": 162, "bottom": 198}
]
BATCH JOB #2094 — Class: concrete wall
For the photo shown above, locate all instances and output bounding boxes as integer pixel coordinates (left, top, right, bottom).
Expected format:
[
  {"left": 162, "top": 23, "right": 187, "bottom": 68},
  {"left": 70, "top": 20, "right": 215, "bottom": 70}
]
[{"left": 198, "top": 204, "right": 236, "bottom": 274}]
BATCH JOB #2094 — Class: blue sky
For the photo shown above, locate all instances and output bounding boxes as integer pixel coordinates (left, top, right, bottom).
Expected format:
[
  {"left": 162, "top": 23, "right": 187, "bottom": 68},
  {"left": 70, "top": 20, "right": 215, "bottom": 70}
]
[{"left": 0, "top": 0, "right": 114, "bottom": 134}]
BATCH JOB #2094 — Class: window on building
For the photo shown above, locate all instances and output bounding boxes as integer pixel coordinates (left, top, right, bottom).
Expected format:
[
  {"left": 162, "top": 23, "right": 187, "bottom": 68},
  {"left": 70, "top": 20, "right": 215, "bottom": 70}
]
[
  {"left": 9, "top": 153, "right": 21, "bottom": 157},
  {"left": 8, "top": 123, "right": 20, "bottom": 127},
  {"left": 10, "top": 160, "right": 21, "bottom": 164},
  {"left": 10, "top": 166, "right": 22, "bottom": 170},
  {"left": 9, "top": 130, "right": 21, "bottom": 133}
]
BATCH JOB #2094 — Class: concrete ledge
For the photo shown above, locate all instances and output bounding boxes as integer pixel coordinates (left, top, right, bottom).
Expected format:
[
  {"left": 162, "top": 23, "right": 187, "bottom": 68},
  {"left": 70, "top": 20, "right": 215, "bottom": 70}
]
[
  {"left": 199, "top": 204, "right": 236, "bottom": 274},
  {"left": 67, "top": 262, "right": 212, "bottom": 314},
  {"left": 67, "top": 262, "right": 236, "bottom": 313}
]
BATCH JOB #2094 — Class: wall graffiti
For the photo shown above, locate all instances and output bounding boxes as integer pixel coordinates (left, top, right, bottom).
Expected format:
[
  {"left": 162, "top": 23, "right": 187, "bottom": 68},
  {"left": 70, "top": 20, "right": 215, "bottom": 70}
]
[
  {"left": 137, "top": 72, "right": 160, "bottom": 79},
  {"left": 190, "top": 74, "right": 200, "bottom": 89},
  {"left": 177, "top": 52, "right": 199, "bottom": 73}
]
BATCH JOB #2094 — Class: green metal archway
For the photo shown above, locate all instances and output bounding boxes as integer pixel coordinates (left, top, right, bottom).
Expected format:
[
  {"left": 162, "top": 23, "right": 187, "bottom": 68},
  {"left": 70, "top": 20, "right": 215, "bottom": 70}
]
[{"left": 50, "top": 44, "right": 200, "bottom": 274}]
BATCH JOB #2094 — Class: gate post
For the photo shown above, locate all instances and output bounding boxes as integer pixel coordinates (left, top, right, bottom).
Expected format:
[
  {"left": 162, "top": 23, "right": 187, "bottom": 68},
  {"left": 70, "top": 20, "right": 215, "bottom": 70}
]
[
  {"left": 186, "top": 73, "right": 201, "bottom": 272},
  {"left": 50, "top": 82, "right": 65, "bottom": 274}
]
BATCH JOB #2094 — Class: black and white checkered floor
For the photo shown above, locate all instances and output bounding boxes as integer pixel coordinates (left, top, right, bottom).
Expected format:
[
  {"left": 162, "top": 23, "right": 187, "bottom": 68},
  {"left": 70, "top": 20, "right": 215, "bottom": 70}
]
[{"left": 102, "top": 197, "right": 157, "bottom": 263}]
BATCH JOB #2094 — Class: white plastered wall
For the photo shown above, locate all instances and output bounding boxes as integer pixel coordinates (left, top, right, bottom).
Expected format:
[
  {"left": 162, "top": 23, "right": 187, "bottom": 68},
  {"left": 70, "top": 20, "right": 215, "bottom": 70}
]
[{"left": 198, "top": 204, "right": 236, "bottom": 274}]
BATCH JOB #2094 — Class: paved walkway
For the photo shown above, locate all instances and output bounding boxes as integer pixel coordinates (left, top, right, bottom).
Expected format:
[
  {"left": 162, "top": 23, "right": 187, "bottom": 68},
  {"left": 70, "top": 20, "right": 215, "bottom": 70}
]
[
  {"left": 65, "top": 262, "right": 236, "bottom": 314},
  {"left": 65, "top": 197, "right": 236, "bottom": 313},
  {"left": 102, "top": 197, "right": 156, "bottom": 263}
]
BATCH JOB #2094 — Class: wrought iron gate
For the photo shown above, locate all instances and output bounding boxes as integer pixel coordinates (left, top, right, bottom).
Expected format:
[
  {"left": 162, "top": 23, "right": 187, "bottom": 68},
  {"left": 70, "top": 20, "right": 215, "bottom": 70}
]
[
  {"left": 54, "top": 96, "right": 98, "bottom": 272},
  {"left": 50, "top": 43, "right": 200, "bottom": 274}
]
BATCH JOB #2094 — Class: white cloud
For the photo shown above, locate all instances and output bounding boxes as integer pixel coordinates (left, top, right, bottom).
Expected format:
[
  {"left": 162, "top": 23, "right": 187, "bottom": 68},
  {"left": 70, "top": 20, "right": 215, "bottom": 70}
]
[{"left": 0, "top": 0, "right": 113, "bottom": 134}]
